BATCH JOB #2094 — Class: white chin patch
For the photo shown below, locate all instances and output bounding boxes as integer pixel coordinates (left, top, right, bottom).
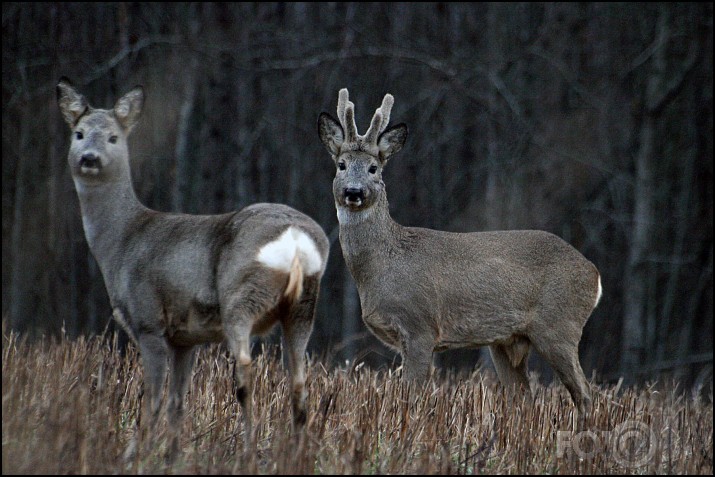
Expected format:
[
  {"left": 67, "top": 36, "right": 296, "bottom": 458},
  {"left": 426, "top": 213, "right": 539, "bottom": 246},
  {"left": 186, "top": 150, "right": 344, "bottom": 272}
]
[
  {"left": 336, "top": 205, "right": 374, "bottom": 225},
  {"left": 80, "top": 166, "right": 100, "bottom": 176},
  {"left": 256, "top": 227, "right": 323, "bottom": 276}
]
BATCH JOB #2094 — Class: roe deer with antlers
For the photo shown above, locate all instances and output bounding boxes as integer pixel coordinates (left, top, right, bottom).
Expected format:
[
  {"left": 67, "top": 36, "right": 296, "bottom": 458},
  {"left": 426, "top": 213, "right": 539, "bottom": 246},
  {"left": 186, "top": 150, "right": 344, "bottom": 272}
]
[
  {"left": 318, "top": 89, "right": 601, "bottom": 420},
  {"left": 57, "top": 77, "right": 329, "bottom": 457}
]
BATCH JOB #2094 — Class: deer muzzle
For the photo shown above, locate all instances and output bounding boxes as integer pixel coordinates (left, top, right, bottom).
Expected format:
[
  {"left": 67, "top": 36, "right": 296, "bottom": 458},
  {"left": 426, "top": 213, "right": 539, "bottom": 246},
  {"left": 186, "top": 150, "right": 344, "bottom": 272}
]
[
  {"left": 343, "top": 187, "right": 365, "bottom": 206},
  {"left": 79, "top": 153, "right": 102, "bottom": 175}
]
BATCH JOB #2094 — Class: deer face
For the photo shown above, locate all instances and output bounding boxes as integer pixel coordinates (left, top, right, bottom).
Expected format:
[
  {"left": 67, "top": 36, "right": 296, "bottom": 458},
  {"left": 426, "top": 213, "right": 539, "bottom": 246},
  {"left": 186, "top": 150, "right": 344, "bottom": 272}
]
[
  {"left": 318, "top": 89, "right": 407, "bottom": 212},
  {"left": 57, "top": 78, "right": 143, "bottom": 184},
  {"left": 332, "top": 148, "right": 384, "bottom": 210}
]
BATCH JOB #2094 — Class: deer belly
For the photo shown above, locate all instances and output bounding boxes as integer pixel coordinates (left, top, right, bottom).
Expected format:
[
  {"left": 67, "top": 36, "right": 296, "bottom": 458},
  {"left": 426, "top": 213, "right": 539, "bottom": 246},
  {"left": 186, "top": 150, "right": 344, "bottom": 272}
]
[{"left": 438, "top": 308, "right": 529, "bottom": 349}]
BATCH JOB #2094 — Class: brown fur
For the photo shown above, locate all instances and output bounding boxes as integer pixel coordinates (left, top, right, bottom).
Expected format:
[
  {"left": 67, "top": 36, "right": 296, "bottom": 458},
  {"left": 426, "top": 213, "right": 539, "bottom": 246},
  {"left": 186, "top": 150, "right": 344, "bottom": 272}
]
[
  {"left": 57, "top": 77, "right": 330, "bottom": 458},
  {"left": 319, "top": 89, "right": 601, "bottom": 425}
]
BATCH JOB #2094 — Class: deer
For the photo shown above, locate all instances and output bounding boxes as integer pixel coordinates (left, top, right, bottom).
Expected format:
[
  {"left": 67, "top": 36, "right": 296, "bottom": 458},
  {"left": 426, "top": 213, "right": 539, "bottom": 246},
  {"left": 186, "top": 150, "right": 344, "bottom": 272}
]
[
  {"left": 318, "top": 89, "right": 602, "bottom": 423},
  {"left": 57, "top": 77, "right": 330, "bottom": 458}
]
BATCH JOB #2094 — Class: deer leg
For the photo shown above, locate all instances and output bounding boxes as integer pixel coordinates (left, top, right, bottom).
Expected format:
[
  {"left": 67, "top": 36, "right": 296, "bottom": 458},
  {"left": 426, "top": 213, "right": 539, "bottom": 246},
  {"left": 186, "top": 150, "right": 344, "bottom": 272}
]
[
  {"left": 281, "top": 280, "right": 318, "bottom": 430},
  {"left": 281, "top": 324, "right": 310, "bottom": 429},
  {"left": 165, "top": 345, "right": 195, "bottom": 461},
  {"left": 137, "top": 333, "right": 169, "bottom": 457},
  {"left": 531, "top": 335, "right": 591, "bottom": 428},
  {"left": 400, "top": 331, "right": 434, "bottom": 382},
  {"left": 489, "top": 342, "right": 532, "bottom": 398},
  {"left": 223, "top": 311, "right": 255, "bottom": 451}
]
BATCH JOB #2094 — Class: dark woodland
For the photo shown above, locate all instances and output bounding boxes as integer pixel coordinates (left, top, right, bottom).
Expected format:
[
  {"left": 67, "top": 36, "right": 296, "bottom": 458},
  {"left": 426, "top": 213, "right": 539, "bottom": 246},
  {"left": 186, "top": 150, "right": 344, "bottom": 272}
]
[{"left": 2, "top": 3, "right": 712, "bottom": 387}]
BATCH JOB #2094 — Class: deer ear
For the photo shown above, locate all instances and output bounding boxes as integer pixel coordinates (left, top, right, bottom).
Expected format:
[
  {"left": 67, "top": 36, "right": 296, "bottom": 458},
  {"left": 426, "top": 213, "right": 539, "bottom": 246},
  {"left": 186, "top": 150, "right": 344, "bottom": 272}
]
[
  {"left": 114, "top": 86, "right": 144, "bottom": 133},
  {"left": 56, "top": 77, "right": 88, "bottom": 127},
  {"left": 318, "top": 112, "right": 344, "bottom": 156},
  {"left": 377, "top": 123, "right": 408, "bottom": 162}
]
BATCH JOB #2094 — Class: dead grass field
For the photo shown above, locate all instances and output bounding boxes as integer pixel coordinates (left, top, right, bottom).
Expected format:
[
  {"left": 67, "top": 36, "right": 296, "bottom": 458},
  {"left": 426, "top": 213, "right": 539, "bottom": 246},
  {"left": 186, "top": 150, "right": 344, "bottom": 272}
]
[{"left": 2, "top": 328, "right": 712, "bottom": 474}]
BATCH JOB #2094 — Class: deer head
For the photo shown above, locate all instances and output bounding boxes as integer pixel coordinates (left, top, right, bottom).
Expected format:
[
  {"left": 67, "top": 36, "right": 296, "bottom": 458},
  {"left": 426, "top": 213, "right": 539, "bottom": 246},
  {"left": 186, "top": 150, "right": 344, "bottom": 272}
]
[
  {"left": 318, "top": 89, "right": 408, "bottom": 211},
  {"left": 57, "top": 77, "right": 144, "bottom": 185}
]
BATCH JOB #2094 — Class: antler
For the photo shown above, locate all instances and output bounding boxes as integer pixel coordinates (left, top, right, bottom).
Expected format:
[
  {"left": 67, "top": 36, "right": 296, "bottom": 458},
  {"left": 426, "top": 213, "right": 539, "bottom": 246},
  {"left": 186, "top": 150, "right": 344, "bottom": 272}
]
[
  {"left": 337, "top": 89, "right": 357, "bottom": 143},
  {"left": 364, "top": 94, "right": 393, "bottom": 143},
  {"left": 337, "top": 88, "right": 394, "bottom": 149}
]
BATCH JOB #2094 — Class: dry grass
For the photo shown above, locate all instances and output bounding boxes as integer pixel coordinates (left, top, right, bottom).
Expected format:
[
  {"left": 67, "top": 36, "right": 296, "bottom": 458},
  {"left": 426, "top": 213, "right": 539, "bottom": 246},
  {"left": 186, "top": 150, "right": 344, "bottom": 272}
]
[{"left": 3, "top": 328, "right": 712, "bottom": 474}]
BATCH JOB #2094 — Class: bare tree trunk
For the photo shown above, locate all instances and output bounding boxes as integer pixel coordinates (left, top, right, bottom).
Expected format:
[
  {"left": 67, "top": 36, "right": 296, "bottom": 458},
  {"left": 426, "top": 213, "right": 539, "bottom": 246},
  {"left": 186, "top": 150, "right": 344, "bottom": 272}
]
[
  {"left": 9, "top": 6, "right": 34, "bottom": 333},
  {"left": 116, "top": 2, "right": 130, "bottom": 82},
  {"left": 172, "top": 58, "right": 198, "bottom": 212},
  {"left": 622, "top": 113, "right": 655, "bottom": 376},
  {"left": 10, "top": 111, "right": 31, "bottom": 333},
  {"left": 171, "top": 7, "right": 201, "bottom": 212}
]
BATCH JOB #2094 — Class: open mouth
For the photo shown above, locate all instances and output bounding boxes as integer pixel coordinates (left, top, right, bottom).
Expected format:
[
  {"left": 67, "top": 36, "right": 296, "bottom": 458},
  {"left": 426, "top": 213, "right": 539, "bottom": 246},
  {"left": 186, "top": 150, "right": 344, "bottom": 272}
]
[
  {"left": 344, "top": 197, "right": 363, "bottom": 208},
  {"left": 343, "top": 187, "right": 365, "bottom": 208}
]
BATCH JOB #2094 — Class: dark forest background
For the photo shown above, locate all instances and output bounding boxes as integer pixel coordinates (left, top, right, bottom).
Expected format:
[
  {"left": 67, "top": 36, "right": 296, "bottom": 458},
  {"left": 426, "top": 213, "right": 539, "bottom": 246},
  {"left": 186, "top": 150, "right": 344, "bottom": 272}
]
[{"left": 3, "top": 3, "right": 712, "bottom": 388}]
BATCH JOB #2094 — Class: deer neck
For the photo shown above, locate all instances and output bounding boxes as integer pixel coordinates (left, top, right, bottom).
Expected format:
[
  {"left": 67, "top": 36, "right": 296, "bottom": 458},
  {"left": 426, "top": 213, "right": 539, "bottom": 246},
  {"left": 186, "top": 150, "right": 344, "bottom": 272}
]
[
  {"left": 73, "top": 170, "right": 146, "bottom": 259},
  {"left": 337, "top": 193, "right": 402, "bottom": 282}
]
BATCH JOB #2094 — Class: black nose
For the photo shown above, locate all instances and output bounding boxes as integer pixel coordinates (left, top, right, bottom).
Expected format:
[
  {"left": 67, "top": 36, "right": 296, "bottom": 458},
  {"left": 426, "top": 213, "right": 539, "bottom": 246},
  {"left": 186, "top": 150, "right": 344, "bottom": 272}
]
[
  {"left": 79, "top": 153, "right": 101, "bottom": 168},
  {"left": 344, "top": 187, "right": 365, "bottom": 202}
]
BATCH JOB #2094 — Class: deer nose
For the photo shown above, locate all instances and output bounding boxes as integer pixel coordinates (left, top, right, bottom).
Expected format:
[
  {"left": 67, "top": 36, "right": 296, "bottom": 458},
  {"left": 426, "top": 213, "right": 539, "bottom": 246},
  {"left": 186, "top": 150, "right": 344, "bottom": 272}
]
[
  {"left": 344, "top": 187, "right": 365, "bottom": 203},
  {"left": 79, "top": 153, "right": 101, "bottom": 169}
]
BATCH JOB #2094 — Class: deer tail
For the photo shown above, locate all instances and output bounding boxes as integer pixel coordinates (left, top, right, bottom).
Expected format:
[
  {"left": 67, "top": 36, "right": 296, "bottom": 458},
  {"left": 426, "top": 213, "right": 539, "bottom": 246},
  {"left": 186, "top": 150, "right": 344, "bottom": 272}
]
[{"left": 284, "top": 254, "right": 304, "bottom": 303}]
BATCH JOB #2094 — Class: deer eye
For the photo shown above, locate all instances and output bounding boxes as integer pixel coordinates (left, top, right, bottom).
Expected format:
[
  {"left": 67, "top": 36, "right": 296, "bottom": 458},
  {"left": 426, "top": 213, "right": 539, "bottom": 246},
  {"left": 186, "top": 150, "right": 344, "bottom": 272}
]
[
  {"left": 108, "top": 135, "right": 118, "bottom": 144},
  {"left": 368, "top": 165, "right": 377, "bottom": 174},
  {"left": 75, "top": 131, "right": 84, "bottom": 140},
  {"left": 338, "top": 162, "right": 346, "bottom": 171}
]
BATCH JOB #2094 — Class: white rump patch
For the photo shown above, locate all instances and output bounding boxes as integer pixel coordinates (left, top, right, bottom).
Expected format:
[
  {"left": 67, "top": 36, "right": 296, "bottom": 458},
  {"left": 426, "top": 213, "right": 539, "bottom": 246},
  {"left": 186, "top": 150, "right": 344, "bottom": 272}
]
[
  {"left": 256, "top": 227, "right": 323, "bottom": 276},
  {"left": 594, "top": 275, "right": 603, "bottom": 308}
]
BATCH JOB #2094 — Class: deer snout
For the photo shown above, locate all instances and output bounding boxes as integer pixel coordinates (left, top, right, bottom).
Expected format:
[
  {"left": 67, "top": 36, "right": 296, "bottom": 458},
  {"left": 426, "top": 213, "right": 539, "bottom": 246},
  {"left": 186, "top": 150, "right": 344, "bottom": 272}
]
[
  {"left": 80, "top": 153, "right": 101, "bottom": 168},
  {"left": 78, "top": 153, "right": 102, "bottom": 175},
  {"left": 344, "top": 187, "right": 365, "bottom": 205}
]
